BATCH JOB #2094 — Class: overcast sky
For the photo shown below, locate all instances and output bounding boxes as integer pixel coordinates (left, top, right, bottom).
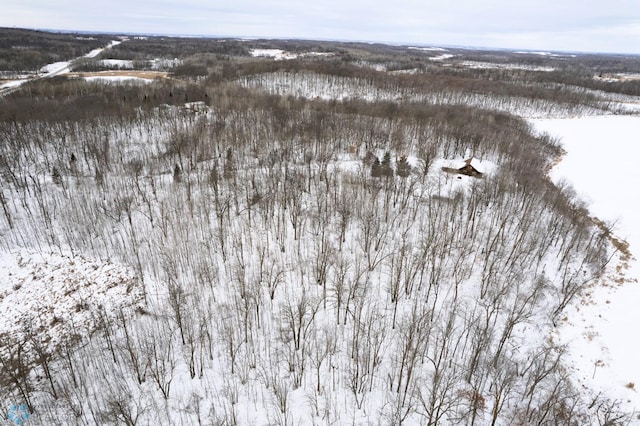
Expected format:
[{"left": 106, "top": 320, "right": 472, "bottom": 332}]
[{"left": 3, "top": 0, "right": 640, "bottom": 54}]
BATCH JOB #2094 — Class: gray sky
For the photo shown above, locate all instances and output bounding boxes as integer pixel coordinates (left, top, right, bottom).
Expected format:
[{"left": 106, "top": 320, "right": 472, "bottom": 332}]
[{"left": 3, "top": 0, "right": 640, "bottom": 54}]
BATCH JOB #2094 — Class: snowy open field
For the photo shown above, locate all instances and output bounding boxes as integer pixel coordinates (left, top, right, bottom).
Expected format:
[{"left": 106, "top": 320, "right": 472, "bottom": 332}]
[{"left": 531, "top": 115, "right": 640, "bottom": 415}]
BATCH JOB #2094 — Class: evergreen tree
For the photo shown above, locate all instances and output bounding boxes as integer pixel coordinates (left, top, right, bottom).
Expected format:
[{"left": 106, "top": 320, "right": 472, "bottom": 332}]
[
  {"left": 173, "top": 164, "right": 182, "bottom": 183},
  {"left": 371, "top": 157, "right": 383, "bottom": 178},
  {"left": 51, "top": 167, "right": 62, "bottom": 186},
  {"left": 224, "top": 147, "right": 235, "bottom": 179},
  {"left": 396, "top": 155, "right": 412, "bottom": 178},
  {"left": 381, "top": 151, "right": 394, "bottom": 177}
]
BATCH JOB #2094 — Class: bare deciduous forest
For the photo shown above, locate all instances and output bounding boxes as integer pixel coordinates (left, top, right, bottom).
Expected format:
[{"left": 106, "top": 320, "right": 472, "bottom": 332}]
[{"left": 1, "top": 29, "right": 639, "bottom": 425}]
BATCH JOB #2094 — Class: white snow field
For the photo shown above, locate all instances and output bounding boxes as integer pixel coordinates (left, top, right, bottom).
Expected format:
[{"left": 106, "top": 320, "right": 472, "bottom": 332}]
[
  {"left": 98, "top": 59, "right": 134, "bottom": 69},
  {"left": 531, "top": 115, "right": 640, "bottom": 415}
]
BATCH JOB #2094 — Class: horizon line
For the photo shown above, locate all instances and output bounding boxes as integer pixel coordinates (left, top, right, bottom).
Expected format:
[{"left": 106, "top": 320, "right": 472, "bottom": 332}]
[{"left": 3, "top": 25, "right": 640, "bottom": 57}]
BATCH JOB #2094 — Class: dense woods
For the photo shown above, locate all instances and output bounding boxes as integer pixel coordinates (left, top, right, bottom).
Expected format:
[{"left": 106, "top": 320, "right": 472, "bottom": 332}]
[{"left": 0, "top": 28, "right": 638, "bottom": 425}]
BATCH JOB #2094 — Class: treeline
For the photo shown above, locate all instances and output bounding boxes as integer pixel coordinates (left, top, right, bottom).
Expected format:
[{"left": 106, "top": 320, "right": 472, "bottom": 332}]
[
  {"left": 0, "top": 73, "right": 576, "bottom": 179},
  {"left": 71, "top": 58, "right": 143, "bottom": 73},
  {"left": 0, "top": 77, "right": 211, "bottom": 122},
  {"left": 0, "top": 59, "right": 607, "bottom": 178},
  {"left": 412, "top": 49, "right": 640, "bottom": 97},
  {"left": 101, "top": 36, "right": 251, "bottom": 61}
]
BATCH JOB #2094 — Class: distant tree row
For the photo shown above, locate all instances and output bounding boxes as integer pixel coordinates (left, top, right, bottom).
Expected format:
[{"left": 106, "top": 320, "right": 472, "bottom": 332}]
[{"left": 0, "top": 27, "right": 110, "bottom": 71}]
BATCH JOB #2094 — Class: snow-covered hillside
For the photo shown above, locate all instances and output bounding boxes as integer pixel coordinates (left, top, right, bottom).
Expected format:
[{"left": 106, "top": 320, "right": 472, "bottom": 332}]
[
  {"left": 2, "top": 35, "right": 639, "bottom": 425},
  {"left": 240, "top": 71, "right": 605, "bottom": 118}
]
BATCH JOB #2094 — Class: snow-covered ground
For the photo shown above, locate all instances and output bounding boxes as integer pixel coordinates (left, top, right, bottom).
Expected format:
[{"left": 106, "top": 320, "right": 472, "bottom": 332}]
[
  {"left": 2, "top": 38, "right": 639, "bottom": 422},
  {"left": 0, "top": 250, "right": 143, "bottom": 354},
  {"left": 457, "top": 60, "right": 555, "bottom": 72},
  {"left": 0, "top": 79, "right": 27, "bottom": 90},
  {"left": 429, "top": 53, "right": 455, "bottom": 61},
  {"left": 151, "top": 57, "right": 183, "bottom": 70},
  {"left": 594, "top": 73, "right": 640, "bottom": 83},
  {"left": 250, "top": 48, "right": 295, "bottom": 60},
  {"left": 84, "top": 40, "right": 121, "bottom": 59},
  {"left": 39, "top": 61, "right": 71, "bottom": 76},
  {"left": 250, "top": 48, "right": 332, "bottom": 61},
  {"left": 83, "top": 75, "right": 155, "bottom": 83},
  {"left": 98, "top": 59, "right": 134, "bottom": 69},
  {"left": 531, "top": 115, "right": 640, "bottom": 414}
]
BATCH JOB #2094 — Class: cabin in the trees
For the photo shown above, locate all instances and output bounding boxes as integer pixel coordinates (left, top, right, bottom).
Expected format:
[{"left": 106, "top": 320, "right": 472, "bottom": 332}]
[{"left": 442, "top": 157, "right": 483, "bottom": 178}]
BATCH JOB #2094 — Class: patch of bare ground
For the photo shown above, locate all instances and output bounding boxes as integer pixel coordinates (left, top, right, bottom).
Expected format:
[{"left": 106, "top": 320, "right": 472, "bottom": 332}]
[{"left": 67, "top": 70, "right": 169, "bottom": 79}]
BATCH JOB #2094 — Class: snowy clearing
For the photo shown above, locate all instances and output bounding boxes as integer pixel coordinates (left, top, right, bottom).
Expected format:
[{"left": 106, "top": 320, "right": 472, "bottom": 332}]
[
  {"left": 151, "top": 58, "right": 183, "bottom": 70},
  {"left": 456, "top": 60, "right": 555, "bottom": 72},
  {"left": 67, "top": 70, "right": 168, "bottom": 82},
  {"left": 98, "top": 59, "right": 134, "bottom": 69},
  {"left": 250, "top": 48, "right": 332, "bottom": 60},
  {"left": 39, "top": 61, "right": 71, "bottom": 76},
  {"left": 594, "top": 73, "right": 640, "bottom": 83},
  {"left": 0, "top": 79, "right": 26, "bottom": 90},
  {"left": 83, "top": 76, "right": 155, "bottom": 83},
  {"left": 429, "top": 53, "right": 455, "bottom": 61},
  {"left": 251, "top": 48, "right": 299, "bottom": 60}
]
